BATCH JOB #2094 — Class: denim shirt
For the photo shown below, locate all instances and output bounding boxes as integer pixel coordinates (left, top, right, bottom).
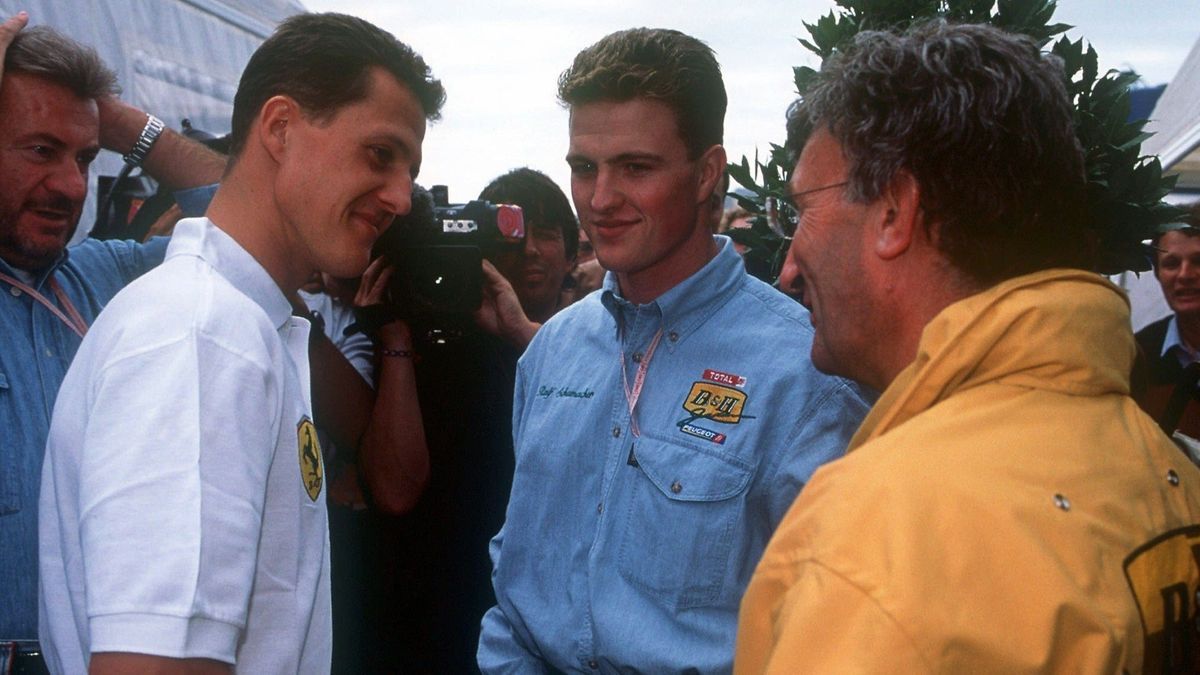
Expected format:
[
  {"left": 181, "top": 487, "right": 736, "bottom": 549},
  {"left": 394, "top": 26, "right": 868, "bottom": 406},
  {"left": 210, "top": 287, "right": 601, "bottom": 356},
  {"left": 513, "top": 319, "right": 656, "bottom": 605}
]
[
  {"left": 479, "top": 237, "right": 871, "bottom": 674},
  {"left": 0, "top": 237, "right": 167, "bottom": 638}
]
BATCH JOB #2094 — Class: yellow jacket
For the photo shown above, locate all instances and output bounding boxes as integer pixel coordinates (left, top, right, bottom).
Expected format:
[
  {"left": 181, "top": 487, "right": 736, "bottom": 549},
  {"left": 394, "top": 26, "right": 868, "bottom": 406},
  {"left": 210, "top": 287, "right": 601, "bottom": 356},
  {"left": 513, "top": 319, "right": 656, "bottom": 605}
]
[{"left": 736, "top": 270, "right": 1200, "bottom": 674}]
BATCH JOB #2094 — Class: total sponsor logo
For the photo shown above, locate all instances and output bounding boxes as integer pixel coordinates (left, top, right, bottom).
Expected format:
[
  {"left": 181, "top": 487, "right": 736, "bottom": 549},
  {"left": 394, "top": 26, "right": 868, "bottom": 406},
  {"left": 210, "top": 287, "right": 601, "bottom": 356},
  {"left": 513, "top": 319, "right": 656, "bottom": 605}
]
[
  {"left": 680, "top": 422, "right": 727, "bottom": 445},
  {"left": 703, "top": 368, "right": 746, "bottom": 388}
]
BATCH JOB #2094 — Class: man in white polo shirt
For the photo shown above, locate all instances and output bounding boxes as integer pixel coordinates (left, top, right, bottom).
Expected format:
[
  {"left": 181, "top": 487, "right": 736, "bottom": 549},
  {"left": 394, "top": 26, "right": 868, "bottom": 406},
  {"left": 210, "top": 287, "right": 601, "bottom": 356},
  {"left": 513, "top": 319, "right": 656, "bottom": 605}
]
[{"left": 38, "top": 13, "right": 445, "bottom": 674}]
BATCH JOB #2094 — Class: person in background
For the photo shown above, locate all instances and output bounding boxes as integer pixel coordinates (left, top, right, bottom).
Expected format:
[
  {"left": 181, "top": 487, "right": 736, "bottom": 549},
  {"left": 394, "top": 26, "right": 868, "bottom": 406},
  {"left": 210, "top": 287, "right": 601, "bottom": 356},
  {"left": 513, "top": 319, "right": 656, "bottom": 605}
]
[
  {"left": 1134, "top": 202, "right": 1200, "bottom": 444},
  {"left": 735, "top": 21, "right": 1200, "bottom": 673},
  {"left": 0, "top": 13, "right": 224, "bottom": 651},
  {"left": 368, "top": 170, "right": 581, "bottom": 674},
  {"left": 478, "top": 27, "right": 868, "bottom": 673},
  {"left": 38, "top": 12, "right": 443, "bottom": 673}
]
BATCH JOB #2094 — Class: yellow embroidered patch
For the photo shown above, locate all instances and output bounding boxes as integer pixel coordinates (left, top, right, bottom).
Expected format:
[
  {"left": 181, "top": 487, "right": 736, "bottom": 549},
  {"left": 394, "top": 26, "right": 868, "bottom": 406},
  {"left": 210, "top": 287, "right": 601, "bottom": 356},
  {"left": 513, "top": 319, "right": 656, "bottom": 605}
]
[
  {"left": 297, "top": 417, "right": 324, "bottom": 502},
  {"left": 681, "top": 381, "right": 747, "bottom": 424}
]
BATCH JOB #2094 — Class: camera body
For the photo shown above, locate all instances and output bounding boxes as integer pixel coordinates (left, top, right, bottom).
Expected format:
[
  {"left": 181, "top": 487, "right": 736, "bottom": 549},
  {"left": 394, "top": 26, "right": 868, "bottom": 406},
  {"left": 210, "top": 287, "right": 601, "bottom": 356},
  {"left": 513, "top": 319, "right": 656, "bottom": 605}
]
[{"left": 376, "top": 185, "right": 524, "bottom": 328}]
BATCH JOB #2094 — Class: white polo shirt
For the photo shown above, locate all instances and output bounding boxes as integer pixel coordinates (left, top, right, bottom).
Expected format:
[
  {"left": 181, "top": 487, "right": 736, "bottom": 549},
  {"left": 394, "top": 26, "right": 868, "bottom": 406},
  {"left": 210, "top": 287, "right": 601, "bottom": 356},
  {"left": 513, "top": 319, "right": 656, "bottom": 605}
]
[{"left": 39, "top": 218, "right": 331, "bottom": 673}]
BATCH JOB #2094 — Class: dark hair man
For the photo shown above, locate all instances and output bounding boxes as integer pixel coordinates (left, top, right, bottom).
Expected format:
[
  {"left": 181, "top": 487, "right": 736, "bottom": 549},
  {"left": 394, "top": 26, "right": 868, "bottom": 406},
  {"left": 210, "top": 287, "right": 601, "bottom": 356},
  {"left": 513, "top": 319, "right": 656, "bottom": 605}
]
[
  {"left": 736, "top": 22, "right": 1200, "bottom": 673},
  {"left": 478, "top": 28, "right": 868, "bottom": 673},
  {"left": 38, "top": 12, "right": 443, "bottom": 674},
  {"left": 0, "top": 13, "right": 225, "bottom": 645},
  {"left": 1135, "top": 203, "right": 1200, "bottom": 440},
  {"left": 480, "top": 167, "right": 579, "bottom": 323}
]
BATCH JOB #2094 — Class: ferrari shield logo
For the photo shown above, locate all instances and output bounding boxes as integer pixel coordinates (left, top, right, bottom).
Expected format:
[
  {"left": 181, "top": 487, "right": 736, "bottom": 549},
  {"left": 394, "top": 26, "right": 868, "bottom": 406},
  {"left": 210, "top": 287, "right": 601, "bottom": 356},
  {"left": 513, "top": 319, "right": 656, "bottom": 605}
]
[{"left": 297, "top": 417, "right": 324, "bottom": 501}]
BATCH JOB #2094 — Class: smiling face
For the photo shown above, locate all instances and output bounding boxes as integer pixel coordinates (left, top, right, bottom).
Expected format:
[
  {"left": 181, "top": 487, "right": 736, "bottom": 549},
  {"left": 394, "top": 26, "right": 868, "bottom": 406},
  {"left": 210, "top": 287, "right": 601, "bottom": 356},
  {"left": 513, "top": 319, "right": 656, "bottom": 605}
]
[
  {"left": 778, "top": 128, "right": 884, "bottom": 381},
  {"left": 492, "top": 220, "right": 573, "bottom": 322},
  {"left": 566, "top": 98, "right": 721, "bottom": 304},
  {"left": 1156, "top": 229, "right": 1200, "bottom": 320},
  {"left": 0, "top": 72, "right": 99, "bottom": 271},
  {"left": 273, "top": 67, "right": 426, "bottom": 281}
]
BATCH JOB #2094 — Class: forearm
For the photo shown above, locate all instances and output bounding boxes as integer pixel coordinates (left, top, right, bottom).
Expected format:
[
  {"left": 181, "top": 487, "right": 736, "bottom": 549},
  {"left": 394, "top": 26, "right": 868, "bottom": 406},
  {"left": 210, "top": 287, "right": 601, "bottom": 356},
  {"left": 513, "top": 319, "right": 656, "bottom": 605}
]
[
  {"left": 358, "top": 323, "right": 429, "bottom": 514},
  {"left": 98, "top": 97, "right": 225, "bottom": 189}
]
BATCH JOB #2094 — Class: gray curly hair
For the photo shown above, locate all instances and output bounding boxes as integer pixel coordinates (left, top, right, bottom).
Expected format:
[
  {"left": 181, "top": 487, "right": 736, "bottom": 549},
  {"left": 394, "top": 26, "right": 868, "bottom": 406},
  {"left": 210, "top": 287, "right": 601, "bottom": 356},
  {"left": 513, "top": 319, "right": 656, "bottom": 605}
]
[{"left": 787, "top": 20, "right": 1091, "bottom": 283}]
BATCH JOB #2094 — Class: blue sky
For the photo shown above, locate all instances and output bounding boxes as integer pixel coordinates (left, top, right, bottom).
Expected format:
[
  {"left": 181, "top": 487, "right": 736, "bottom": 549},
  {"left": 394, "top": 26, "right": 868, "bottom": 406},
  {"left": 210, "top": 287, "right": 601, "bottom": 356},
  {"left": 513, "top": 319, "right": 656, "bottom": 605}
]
[{"left": 304, "top": 0, "right": 1200, "bottom": 201}]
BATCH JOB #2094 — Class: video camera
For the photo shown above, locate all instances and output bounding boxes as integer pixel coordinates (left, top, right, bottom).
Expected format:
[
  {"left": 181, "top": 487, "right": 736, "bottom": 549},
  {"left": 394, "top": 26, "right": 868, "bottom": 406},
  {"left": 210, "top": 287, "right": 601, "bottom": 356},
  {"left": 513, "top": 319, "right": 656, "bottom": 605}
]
[{"left": 373, "top": 185, "right": 524, "bottom": 338}]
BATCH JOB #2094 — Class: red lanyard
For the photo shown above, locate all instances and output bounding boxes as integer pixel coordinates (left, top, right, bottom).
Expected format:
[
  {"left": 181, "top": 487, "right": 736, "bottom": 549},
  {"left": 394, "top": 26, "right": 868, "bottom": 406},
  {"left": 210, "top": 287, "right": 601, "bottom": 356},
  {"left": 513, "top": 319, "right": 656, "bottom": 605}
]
[
  {"left": 620, "top": 328, "right": 663, "bottom": 438},
  {"left": 0, "top": 271, "right": 89, "bottom": 338}
]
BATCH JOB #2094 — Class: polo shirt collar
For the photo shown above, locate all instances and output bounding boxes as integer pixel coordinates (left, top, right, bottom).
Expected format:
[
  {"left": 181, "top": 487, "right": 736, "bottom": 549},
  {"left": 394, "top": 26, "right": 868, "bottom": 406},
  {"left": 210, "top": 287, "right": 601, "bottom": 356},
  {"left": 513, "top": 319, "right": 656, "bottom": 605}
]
[
  {"left": 166, "top": 217, "right": 293, "bottom": 330},
  {"left": 600, "top": 235, "right": 743, "bottom": 346}
]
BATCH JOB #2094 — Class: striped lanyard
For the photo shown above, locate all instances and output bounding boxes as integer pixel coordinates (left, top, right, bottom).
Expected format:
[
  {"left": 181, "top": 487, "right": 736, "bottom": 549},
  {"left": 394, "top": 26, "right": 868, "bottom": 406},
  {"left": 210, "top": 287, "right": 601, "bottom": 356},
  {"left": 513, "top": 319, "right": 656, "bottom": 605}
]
[
  {"left": 620, "top": 327, "right": 663, "bottom": 438},
  {"left": 0, "top": 271, "right": 89, "bottom": 338}
]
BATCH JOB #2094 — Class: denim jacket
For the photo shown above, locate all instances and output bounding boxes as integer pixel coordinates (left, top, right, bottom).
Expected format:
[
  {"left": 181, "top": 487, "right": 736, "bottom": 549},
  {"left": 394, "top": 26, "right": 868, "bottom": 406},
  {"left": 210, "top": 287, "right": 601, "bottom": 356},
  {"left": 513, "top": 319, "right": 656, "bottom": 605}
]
[
  {"left": 479, "top": 237, "right": 871, "bottom": 674},
  {"left": 0, "top": 237, "right": 166, "bottom": 638}
]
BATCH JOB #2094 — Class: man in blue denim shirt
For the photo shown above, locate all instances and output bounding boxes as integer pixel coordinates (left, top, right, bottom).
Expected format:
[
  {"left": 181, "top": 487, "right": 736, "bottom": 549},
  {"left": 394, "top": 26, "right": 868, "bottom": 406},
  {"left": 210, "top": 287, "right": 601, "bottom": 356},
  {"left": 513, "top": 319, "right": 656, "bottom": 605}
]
[
  {"left": 0, "top": 16, "right": 223, "bottom": 640},
  {"left": 478, "top": 28, "right": 870, "bottom": 673}
]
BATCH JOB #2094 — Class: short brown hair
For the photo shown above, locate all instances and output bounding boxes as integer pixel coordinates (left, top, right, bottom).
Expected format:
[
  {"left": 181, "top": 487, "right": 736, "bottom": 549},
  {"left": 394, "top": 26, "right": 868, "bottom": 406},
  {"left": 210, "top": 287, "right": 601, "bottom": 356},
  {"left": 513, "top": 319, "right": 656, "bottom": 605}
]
[
  {"left": 4, "top": 26, "right": 118, "bottom": 99},
  {"left": 229, "top": 12, "right": 445, "bottom": 157},
  {"left": 558, "top": 28, "right": 725, "bottom": 159}
]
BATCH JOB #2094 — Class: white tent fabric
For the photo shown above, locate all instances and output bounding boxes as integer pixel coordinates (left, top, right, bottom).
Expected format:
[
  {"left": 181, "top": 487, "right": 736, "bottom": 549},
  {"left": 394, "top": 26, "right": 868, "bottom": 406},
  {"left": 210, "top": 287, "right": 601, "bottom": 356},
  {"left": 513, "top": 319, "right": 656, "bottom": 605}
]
[
  {"left": 0, "top": 0, "right": 304, "bottom": 238},
  {"left": 1143, "top": 33, "right": 1200, "bottom": 169}
]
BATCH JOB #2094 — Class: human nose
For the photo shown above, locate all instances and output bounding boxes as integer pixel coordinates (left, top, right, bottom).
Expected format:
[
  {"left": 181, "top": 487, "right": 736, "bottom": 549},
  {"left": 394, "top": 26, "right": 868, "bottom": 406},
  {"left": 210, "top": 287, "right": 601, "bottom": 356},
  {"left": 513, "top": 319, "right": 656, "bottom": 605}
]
[
  {"left": 777, "top": 246, "right": 804, "bottom": 299},
  {"left": 589, "top": 167, "right": 621, "bottom": 214},
  {"left": 379, "top": 172, "right": 412, "bottom": 217},
  {"left": 45, "top": 158, "right": 88, "bottom": 204}
]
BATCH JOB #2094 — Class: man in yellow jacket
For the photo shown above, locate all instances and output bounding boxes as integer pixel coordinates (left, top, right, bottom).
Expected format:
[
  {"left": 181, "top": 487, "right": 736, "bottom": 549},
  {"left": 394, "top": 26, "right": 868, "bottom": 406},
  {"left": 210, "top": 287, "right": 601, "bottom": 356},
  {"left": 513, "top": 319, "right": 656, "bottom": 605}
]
[{"left": 735, "top": 20, "right": 1200, "bottom": 674}]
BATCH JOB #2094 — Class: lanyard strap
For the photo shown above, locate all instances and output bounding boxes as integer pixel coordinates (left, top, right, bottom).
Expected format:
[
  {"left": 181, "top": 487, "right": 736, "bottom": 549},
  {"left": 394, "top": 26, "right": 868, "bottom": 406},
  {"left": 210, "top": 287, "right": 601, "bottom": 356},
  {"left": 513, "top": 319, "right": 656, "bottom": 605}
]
[
  {"left": 0, "top": 272, "right": 89, "bottom": 338},
  {"left": 620, "top": 328, "right": 663, "bottom": 438}
]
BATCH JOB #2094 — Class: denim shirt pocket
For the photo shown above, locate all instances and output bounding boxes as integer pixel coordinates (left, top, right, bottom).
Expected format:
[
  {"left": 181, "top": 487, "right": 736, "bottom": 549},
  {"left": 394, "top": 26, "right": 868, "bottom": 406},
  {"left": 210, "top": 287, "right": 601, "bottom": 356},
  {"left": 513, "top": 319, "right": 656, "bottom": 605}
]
[
  {"left": 0, "top": 371, "right": 19, "bottom": 515},
  {"left": 617, "top": 436, "right": 754, "bottom": 610}
]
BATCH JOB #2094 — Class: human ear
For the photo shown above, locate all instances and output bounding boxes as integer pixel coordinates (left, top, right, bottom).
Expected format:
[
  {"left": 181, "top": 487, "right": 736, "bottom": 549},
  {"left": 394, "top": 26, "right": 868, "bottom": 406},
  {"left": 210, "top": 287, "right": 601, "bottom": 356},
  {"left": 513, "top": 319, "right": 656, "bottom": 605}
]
[
  {"left": 695, "top": 144, "right": 728, "bottom": 206},
  {"left": 875, "top": 170, "right": 922, "bottom": 261},
  {"left": 256, "top": 95, "right": 299, "bottom": 164}
]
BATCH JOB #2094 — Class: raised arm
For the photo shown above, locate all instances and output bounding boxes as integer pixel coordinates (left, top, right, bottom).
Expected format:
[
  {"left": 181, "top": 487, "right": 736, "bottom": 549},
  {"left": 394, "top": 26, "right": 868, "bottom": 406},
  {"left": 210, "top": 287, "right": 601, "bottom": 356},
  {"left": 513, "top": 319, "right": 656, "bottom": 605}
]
[{"left": 97, "top": 96, "right": 225, "bottom": 190}]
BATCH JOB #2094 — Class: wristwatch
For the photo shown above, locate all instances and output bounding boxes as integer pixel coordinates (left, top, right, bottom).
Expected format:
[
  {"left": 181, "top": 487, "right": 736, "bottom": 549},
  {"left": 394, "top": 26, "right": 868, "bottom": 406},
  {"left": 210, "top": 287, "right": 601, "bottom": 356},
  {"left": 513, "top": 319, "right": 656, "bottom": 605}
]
[{"left": 123, "top": 114, "right": 165, "bottom": 168}]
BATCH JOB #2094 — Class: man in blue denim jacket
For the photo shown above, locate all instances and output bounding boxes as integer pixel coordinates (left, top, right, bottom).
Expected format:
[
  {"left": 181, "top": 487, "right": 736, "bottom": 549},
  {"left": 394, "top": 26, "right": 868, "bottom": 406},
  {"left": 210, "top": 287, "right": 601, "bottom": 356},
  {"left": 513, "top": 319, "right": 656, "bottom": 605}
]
[
  {"left": 478, "top": 28, "right": 871, "bottom": 673},
  {"left": 0, "top": 15, "right": 224, "bottom": 641}
]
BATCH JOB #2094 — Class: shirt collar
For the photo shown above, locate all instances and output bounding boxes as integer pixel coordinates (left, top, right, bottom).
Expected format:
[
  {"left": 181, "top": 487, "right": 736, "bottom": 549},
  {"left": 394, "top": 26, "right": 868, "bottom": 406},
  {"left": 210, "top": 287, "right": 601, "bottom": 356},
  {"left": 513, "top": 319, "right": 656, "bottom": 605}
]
[
  {"left": 166, "top": 217, "right": 293, "bottom": 329},
  {"left": 0, "top": 246, "right": 71, "bottom": 290},
  {"left": 600, "top": 235, "right": 744, "bottom": 346},
  {"left": 1163, "top": 314, "right": 1198, "bottom": 367}
]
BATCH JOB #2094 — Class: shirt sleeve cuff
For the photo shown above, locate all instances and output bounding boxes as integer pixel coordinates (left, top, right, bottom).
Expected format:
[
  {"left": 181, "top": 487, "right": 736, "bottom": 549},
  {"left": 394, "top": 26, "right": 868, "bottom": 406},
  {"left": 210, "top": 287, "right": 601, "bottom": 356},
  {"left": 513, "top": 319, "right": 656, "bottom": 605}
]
[{"left": 90, "top": 612, "right": 240, "bottom": 664}]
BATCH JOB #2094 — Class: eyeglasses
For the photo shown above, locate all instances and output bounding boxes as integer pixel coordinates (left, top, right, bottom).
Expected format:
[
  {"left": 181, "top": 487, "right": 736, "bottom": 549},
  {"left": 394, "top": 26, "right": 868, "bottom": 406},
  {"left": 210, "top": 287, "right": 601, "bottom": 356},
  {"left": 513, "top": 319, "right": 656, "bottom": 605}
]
[{"left": 768, "top": 181, "right": 848, "bottom": 235}]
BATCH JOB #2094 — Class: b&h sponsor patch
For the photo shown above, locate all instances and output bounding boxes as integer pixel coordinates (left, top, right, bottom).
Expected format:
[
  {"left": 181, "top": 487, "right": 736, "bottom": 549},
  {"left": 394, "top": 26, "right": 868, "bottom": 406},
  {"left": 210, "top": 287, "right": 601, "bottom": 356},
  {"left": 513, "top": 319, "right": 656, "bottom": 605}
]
[
  {"left": 676, "top": 369, "right": 751, "bottom": 445},
  {"left": 297, "top": 417, "right": 324, "bottom": 502}
]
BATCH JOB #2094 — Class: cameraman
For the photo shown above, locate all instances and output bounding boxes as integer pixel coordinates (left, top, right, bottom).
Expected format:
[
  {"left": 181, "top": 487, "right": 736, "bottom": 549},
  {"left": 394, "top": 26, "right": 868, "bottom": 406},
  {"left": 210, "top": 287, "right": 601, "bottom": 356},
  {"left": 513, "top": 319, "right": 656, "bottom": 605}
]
[{"left": 368, "top": 171, "right": 576, "bottom": 673}]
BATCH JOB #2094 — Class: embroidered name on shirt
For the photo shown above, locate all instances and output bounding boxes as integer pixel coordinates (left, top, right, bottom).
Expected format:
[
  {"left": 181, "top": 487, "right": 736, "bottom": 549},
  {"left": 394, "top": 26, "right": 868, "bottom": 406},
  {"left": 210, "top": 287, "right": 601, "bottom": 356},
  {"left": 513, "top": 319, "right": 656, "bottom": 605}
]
[
  {"left": 702, "top": 368, "right": 746, "bottom": 388},
  {"left": 537, "top": 385, "right": 595, "bottom": 400}
]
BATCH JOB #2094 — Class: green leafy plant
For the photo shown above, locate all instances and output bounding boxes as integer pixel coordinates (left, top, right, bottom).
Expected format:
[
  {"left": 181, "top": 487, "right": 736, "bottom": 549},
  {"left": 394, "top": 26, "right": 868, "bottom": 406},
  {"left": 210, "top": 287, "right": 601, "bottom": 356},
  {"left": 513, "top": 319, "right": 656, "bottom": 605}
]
[{"left": 729, "top": 0, "right": 1181, "bottom": 281}]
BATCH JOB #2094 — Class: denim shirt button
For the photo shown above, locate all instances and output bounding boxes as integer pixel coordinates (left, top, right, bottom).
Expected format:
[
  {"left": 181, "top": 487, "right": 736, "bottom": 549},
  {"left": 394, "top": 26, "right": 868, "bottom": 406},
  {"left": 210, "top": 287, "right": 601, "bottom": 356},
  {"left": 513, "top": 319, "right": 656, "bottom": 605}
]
[
  {"left": 587, "top": 660, "right": 599, "bottom": 669},
  {"left": 9, "top": 286, "right": 20, "bottom": 297},
  {"left": 632, "top": 352, "right": 643, "bottom": 363},
  {"left": 596, "top": 502, "right": 603, "bottom": 514},
  {"left": 670, "top": 481, "right": 683, "bottom": 494},
  {"left": 668, "top": 331, "right": 679, "bottom": 342},
  {"left": 611, "top": 426, "right": 621, "bottom": 438}
]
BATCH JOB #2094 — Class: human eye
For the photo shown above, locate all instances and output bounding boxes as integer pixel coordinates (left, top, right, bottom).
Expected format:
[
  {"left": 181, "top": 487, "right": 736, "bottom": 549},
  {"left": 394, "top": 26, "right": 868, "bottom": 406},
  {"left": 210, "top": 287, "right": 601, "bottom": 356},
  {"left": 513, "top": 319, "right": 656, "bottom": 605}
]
[
  {"left": 24, "top": 145, "right": 55, "bottom": 163},
  {"left": 369, "top": 144, "right": 394, "bottom": 168},
  {"left": 1161, "top": 255, "right": 1181, "bottom": 271},
  {"left": 624, "top": 161, "right": 652, "bottom": 177},
  {"left": 568, "top": 159, "right": 596, "bottom": 177}
]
